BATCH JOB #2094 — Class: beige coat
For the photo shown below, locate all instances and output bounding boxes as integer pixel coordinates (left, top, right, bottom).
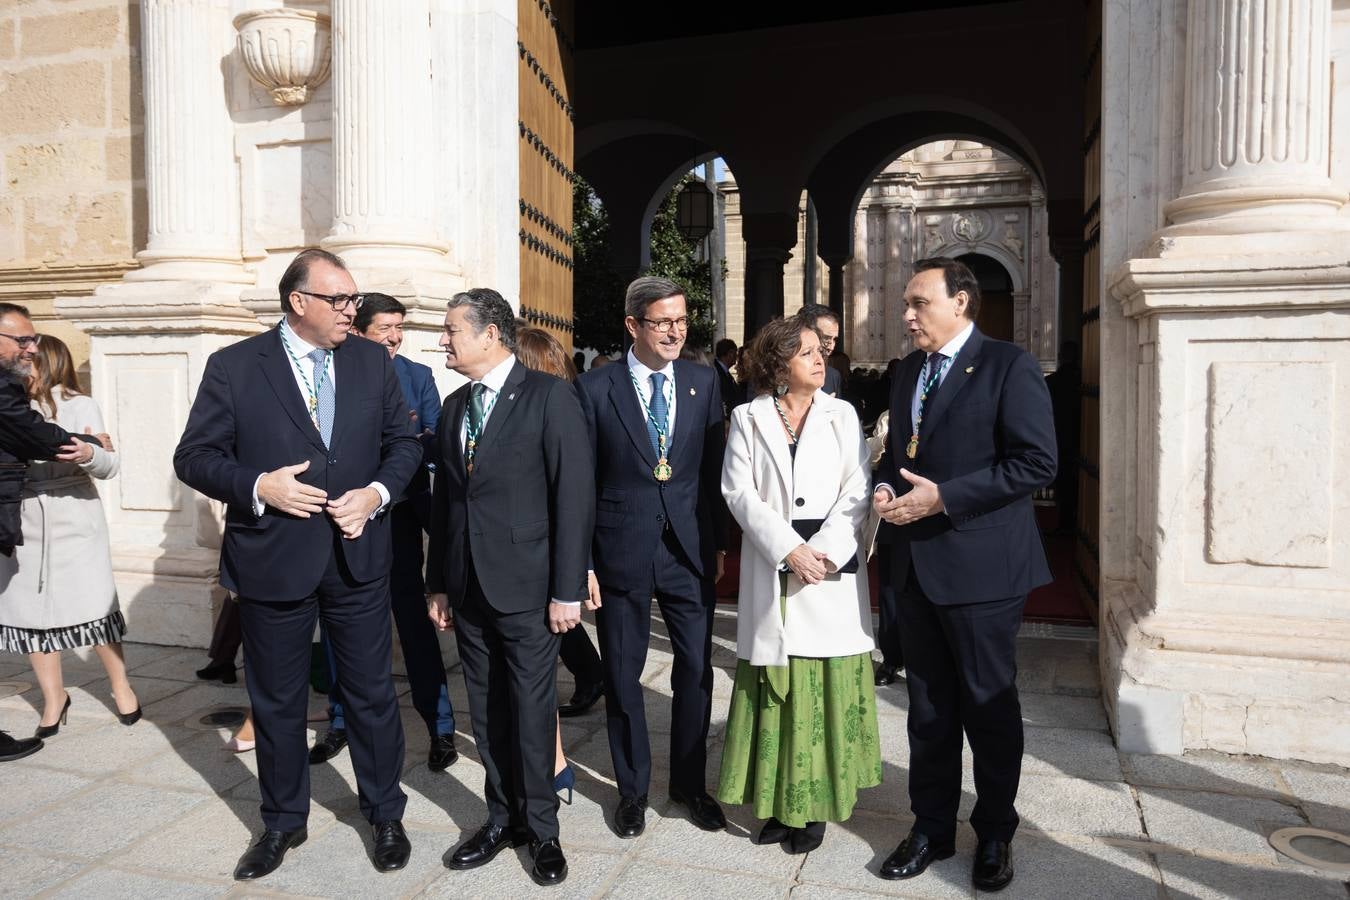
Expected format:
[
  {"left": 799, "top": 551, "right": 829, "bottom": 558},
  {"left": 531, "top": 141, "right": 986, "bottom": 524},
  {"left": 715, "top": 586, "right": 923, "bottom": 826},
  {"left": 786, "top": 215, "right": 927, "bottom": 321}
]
[
  {"left": 722, "top": 392, "right": 874, "bottom": 667},
  {"left": 0, "top": 391, "right": 119, "bottom": 631}
]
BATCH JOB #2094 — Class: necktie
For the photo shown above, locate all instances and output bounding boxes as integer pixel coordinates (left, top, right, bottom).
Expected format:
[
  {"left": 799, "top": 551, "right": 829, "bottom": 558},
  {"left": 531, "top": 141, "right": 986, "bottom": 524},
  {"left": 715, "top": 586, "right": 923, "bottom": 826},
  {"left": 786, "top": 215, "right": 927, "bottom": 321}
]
[
  {"left": 466, "top": 382, "right": 486, "bottom": 470},
  {"left": 925, "top": 352, "right": 945, "bottom": 386},
  {"left": 308, "top": 348, "right": 334, "bottom": 446},
  {"left": 647, "top": 372, "right": 669, "bottom": 458}
]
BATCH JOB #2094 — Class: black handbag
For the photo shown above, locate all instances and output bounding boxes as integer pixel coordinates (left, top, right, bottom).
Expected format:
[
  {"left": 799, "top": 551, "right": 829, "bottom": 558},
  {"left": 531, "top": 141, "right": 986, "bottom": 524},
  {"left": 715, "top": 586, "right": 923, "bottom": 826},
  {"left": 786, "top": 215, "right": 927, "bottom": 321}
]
[{"left": 790, "top": 518, "right": 859, "bottom": 574}]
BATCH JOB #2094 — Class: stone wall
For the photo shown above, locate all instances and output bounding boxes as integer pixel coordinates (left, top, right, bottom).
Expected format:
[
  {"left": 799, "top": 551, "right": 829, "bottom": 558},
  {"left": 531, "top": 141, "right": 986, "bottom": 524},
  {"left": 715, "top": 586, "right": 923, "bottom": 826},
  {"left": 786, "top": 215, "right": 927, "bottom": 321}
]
[{"left": 0, "top": 0, "right": 143, "bottom": 370}]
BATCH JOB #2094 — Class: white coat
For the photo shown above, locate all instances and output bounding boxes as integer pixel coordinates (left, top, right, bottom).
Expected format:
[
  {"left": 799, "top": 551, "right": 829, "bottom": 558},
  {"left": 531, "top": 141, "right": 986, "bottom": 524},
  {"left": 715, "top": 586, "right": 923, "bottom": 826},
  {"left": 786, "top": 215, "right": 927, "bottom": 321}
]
[
  {"left": 0, "top": 391, "right": 119, "bottom": 631},
  {"left": 722, "top": 391, "right": 875, "bottom": 667}
]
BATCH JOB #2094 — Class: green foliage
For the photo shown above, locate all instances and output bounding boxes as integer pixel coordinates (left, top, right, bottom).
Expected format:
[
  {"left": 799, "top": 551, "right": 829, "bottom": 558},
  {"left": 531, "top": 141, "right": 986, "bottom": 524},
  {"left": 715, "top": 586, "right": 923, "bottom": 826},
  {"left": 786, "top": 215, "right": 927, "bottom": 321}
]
[
  {"left": 571, "top": 177, "right": 627, "bottom": 354},
  {"left": 571, "top": 175, "right": 719, "bottom": 354},
  {"left": 646, "top": 176, "right": 717, "bottom": 351}
]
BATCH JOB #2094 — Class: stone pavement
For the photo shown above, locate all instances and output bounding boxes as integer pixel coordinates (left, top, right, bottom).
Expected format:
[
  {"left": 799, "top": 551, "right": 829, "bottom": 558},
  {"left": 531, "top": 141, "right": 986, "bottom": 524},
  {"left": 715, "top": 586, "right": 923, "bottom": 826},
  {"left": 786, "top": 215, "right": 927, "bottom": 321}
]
[{"left": 1, "top": 611, "right": 1347, "bottom": 899}]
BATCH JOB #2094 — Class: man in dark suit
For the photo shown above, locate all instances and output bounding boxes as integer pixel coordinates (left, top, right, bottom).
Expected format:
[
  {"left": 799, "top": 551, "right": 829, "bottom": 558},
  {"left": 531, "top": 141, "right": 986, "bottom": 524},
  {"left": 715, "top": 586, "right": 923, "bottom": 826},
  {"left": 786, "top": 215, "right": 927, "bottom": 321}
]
[
  {"left": 308, "top": 293, "right": 459, "bottom": 772},
  {"left": 576, "top": 276, "right": 728, "bottom": 838},
  {"left": 0, "top": 302, "right": 108, "bottom": 763},
  {"left": 871, "top": 258, "right": 1055, "bottom": 892},
  {"left": 174, "top": 249, "right": 421, "bottom": 880},
  {"left": 425, "top": 289, "right": 593, "bottom": 888},
  {"left": 799, "top": 304, "right": 843, "bottom": 396},
  {"left": 713, "top": 338, "right": 743, "bottom": 419}
]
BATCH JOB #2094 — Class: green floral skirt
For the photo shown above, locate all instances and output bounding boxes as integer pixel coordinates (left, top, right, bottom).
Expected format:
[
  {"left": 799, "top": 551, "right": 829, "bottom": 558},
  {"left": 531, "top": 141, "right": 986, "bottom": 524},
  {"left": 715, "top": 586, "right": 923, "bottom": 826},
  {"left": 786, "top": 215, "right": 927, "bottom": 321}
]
[{"left": 716, "top": 652, "right": 882, "bottom": 826}]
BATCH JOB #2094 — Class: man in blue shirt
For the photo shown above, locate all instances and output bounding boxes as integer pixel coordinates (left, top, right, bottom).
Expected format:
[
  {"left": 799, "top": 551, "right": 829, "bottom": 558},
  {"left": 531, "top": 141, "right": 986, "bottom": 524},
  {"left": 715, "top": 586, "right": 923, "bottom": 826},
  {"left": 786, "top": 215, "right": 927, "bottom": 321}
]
[{"left": 310, "top": 293, "right": 458, "bottom": 773}]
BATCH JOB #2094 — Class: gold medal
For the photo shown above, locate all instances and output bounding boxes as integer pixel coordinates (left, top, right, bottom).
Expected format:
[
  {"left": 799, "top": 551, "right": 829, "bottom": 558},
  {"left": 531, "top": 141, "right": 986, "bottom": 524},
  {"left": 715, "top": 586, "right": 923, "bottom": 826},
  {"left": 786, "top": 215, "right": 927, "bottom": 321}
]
[
  {"left": 466, "top": 460, "right": 474, "bottom": 475},
  {"left": 654, "top": 459, "right": 673, "bottom": 482},
  {"left": 906, "top": 436, "right": 919, "bottom": 459}
]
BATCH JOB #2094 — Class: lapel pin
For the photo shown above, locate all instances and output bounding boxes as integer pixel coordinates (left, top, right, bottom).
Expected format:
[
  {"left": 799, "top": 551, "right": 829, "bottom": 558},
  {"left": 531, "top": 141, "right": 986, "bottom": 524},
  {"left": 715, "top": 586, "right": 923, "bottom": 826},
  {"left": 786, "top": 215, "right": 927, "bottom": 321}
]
[
  {"left": 689, "top": 387, "right": 696, "bottom": 396},
  {"left": 508, "top": 393, "right": 515, "bottom": 400},
  {"left": 965, "top": 366, "right": 975, "bottom": 374}
]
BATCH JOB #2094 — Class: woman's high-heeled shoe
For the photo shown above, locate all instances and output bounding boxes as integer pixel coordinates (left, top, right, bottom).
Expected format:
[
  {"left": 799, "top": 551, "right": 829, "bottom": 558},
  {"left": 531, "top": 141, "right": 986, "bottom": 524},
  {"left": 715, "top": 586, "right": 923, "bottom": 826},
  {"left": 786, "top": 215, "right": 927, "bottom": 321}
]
[
  {"left": 114, "top": 695, "right": 142, "bottom": 727},
  {"left": 225, "top": 736, "right": 255, "bottom": 753},
  {"left": 552, "top": 764, "right": 576, "bottom": 805},
  {"left": 35, "top": 693, "right": 71, "bottom": 738}
]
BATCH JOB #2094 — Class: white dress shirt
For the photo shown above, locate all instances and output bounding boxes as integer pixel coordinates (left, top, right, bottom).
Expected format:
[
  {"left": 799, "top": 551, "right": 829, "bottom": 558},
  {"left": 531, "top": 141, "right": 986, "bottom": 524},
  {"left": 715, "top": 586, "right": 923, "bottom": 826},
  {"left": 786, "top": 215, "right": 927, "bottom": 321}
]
[
  {"left": 626, "top": 347, "right": 677, "bottom": 440},
  {"left": 458, "top": 353, "right": 517, "bottom": 451},
  {"left": 251, "top": 318, "right": 390, "bottom": 516}
]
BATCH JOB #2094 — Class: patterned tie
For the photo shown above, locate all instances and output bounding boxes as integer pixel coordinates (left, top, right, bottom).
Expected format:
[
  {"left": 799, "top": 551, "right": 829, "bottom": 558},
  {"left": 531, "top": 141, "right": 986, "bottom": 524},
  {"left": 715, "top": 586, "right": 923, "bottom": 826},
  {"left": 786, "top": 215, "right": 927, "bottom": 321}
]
[
  {"left": 924, "top": 352, "right": 946, "bottom": 388},
  {"left": 466, "top": 383, "right": 486, "bottom": 468},
  {"left": 647, "top": 372, "right": 669, "bottom": 458},
  {"left": 308, "top": 348, "right": 335, "bottom": 446}
]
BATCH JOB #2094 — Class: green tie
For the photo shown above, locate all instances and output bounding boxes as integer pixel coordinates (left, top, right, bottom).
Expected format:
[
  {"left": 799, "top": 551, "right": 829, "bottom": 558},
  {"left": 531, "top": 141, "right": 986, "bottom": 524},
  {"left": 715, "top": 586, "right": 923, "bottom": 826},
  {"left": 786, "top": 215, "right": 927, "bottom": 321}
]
[{"left": 466, "top": 383, "right": 487, "bottom": 472}]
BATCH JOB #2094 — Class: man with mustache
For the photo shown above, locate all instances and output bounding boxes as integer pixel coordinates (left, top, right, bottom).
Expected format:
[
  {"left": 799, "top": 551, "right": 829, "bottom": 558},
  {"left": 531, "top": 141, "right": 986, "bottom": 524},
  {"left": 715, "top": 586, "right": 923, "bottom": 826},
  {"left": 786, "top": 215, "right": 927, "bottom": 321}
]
[
  {"left": 871, "top": 257, "right": 1056, "bottom": 892},
  {"left": 576, "top": 276, "right": 729, "bottom": 838},
  {"left": 175, "top": 249, "right": 421, "bottom": 880}
]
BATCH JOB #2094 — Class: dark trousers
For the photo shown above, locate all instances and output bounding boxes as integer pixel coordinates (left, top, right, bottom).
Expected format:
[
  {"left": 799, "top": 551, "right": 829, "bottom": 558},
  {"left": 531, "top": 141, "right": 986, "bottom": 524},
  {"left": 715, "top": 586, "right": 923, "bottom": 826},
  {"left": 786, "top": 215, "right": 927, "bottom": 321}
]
[
  {"left": 558, "top": 625, "right": 603, "bottom": 687},
  {"left": 596, "top": 528, "right": 715, "bottom": 799},
  {"left": 207, "top": 593, "right": 242, "bottom": 665},
  {"left": 453, "top": 566, "right": 561, "bottom": 841},
  {"left": 324, "top": 500, "right": 454, "bottom": 736},
  {"left": 873, "top": 546, "right": 905, "bottom": 669},
  {"left": 238, "top": 546, "right": 407, "bottom": 831},
  {"left": 898, "top": 563, "right": 1024, "bottom": 844}
]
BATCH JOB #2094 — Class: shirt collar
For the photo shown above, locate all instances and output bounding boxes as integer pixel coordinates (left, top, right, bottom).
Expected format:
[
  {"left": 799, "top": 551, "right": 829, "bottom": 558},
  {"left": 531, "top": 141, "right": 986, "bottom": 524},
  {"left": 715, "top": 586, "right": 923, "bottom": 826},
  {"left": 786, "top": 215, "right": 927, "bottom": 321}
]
[
  {"left": 476, "top": 353, "right": 516, "bottom": 394},
  {"left": 280, "top": 317, "right": 321, "bottom": 359},
  {"left": 627, "top": 347, "right": 675, "bottom": 383},
  {"left": 934, "top": 321, "right": 975, "bottom": 360}
]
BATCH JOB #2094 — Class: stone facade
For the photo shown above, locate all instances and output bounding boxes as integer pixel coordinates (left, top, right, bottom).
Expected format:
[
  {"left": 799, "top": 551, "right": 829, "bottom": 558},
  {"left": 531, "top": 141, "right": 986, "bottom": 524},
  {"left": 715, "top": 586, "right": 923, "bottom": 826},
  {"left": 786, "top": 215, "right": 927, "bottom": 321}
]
[
  {"left": 0, "top": 0, "right": 144, "bottom": 369},
  {"left": 718, "top": 141, "right": 1057, "bottom": 370}
]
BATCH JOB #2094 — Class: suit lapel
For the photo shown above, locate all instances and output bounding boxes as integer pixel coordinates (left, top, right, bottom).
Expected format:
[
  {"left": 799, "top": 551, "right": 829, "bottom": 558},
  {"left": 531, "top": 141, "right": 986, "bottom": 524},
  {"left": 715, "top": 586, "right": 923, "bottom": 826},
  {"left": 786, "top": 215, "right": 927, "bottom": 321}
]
[
  {"left": 474, "top": 360, "right": 526, "bottom": 459},
  {"left": 919, "top": 328, "right": 984, "bottom": 439},
  {"left": 668, "top": 360, "right": 698, "bottom": 469},
  {"left": 258, "top": 327, "right": 326, "bottom": 451},
  {"left": 891, "top": 351, "right": 924, "bottom": 456},
  {"left": 608, "top": 364, "right": 659, "bottom": 468},
  {"left": 442, "top": 385, "right": 468, "bottom": 476}
]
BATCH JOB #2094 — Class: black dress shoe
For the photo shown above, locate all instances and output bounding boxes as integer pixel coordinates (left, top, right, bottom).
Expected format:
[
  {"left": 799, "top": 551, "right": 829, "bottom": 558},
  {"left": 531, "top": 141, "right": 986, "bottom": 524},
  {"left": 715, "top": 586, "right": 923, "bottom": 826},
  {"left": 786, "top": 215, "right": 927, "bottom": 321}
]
[
  {"left": 447, "top": 822, "right": 527, "bottom": 870},
  {"left": 557, "top": 681, "right": 604, "bottom": 718},
  {"left": 529, "top": 837, "right": 568, "bottom": 886},
  {"left": 753, "top": 817, "right": 791, "bottom": 845},
  {"left": 668, "top": 788, "right": 727, "bottom": 831},
  {"left": 612, "top": 794, "right": 647, "bottom": 838},
  {"left": 972, "top": 839, "right": 1014, "bottom": 891},
  {"left": 308, "top": 729, "right": 347, "bottom": 765},
  {"left": 788, "top": 821, "right": 826, "bottom": 854},
  {"left": 371, "top": 820, "right": 411, "bottom": 871},
  {"left": 427, "top": 733, "right": 458, "bottom": 771},
  {"left": 196, "top": 661, "right": 237, "bottom": 683},
  {"left": 0, "top": 729, "right": 42, "bottom": 762},
  {"left": 879, "top": 830, "right": 956, "bottom": 880},
  {"left": 874, "top": 664, "right": 904, "bottom": 686},
  {"left": 233, "top": 828, "right": 307, "bottom": 880}
]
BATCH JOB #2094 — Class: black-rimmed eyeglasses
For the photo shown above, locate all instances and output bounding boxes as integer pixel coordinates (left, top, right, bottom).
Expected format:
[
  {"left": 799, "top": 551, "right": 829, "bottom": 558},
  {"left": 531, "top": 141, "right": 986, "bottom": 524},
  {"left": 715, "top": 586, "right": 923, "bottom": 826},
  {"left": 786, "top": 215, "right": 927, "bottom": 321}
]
[
  {"left": 296, "top": 290, "right": 365, "bottom": 312},
  {"left": 0, "top": 332, "right": 41, "bottom": 349}
]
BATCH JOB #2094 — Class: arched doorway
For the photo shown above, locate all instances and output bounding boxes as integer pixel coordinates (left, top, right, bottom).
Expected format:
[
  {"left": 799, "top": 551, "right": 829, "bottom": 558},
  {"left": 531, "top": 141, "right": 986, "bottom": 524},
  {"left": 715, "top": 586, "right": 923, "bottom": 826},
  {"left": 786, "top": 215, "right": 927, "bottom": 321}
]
[{"left": 958, "top": 252, "right": 1014, "bottom": 343}]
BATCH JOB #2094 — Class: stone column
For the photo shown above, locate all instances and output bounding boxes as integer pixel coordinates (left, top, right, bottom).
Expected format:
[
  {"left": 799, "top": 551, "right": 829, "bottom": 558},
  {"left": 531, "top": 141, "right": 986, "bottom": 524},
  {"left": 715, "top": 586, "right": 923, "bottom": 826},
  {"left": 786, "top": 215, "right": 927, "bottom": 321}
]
[
  {"left": 127, "top": 0, "right": 249, "bottom": 283},
  {"left": 1165, "top": 0, "right": 1348, "bottom": 235},
  {"left": 744, "top": 246, "right": 791, "bottom": 340},
  {"left": 1103, "top": 0, "right": 1350, "bottom": 766},
  {"left": 319, "top": 0, "right": 466, "bottom": 396},
  {"left": 882, "top": 205, "right": 909, "bottom": 360},
  {"left": 847, "top": 207, "right": 871, "bottom": 362}
]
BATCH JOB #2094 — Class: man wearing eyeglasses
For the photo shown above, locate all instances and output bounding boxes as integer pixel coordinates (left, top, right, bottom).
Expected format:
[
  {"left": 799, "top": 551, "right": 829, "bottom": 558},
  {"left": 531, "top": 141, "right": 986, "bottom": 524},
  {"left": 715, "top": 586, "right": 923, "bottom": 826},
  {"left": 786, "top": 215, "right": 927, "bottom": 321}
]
[
  {"left": 0, "top": 303, "right": 110, "bottom": 764},
  {"left": 576, "top": 276, "right": 729, "bottom": 838},
  {"left": 174, "top": 249, "right": 421, "bottom": 881}
]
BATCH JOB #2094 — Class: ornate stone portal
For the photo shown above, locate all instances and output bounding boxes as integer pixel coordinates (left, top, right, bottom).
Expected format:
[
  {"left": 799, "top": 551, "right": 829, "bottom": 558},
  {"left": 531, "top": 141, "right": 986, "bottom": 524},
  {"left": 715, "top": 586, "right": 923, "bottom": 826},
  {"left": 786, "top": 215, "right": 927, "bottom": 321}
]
[{"left": 719, "top": 141, "right": 1058, "bottom": 370}]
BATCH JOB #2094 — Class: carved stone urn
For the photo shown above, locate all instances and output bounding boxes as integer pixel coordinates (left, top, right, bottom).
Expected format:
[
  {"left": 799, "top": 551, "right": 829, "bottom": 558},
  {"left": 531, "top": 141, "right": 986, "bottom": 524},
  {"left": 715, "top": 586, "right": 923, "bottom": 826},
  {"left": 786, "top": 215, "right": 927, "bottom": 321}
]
[{"left": 233, "top": 8, "right": 332, "bottom": 106}]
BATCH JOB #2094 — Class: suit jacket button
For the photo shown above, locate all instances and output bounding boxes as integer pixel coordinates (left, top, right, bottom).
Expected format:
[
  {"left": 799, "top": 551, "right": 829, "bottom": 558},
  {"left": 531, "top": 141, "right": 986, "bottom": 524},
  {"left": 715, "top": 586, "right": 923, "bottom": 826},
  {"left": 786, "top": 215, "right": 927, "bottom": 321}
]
[
  {"left": 795, "top": 498, "right": 805, "bottom": 507},
  {"left": 328, "top": 458, "right": 337, "bottom": 465},
  {"left": 656, "top": 514, "right": 665, "bottom": 523}
]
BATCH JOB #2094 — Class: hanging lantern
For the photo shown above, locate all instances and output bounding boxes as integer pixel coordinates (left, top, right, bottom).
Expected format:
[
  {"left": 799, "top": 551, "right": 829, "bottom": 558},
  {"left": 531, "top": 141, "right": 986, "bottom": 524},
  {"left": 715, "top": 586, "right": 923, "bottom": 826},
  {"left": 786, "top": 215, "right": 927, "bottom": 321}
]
[{"left": 676, "top": 179, "right": 714, "bottom": 242}]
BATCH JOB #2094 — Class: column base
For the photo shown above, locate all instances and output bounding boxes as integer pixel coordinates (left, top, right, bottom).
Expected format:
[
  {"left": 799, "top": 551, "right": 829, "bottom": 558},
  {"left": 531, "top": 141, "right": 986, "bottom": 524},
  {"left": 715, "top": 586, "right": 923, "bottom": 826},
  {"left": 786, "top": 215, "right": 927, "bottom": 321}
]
[
  {"left": 110, "top": 545, "right": 229, "bottom": 649},
  {"left": 1100, "top": 579, "right": 1350, "bottom": 766},
  {"left": 124, "top": 252, "right": 255, "bottom": 284}
]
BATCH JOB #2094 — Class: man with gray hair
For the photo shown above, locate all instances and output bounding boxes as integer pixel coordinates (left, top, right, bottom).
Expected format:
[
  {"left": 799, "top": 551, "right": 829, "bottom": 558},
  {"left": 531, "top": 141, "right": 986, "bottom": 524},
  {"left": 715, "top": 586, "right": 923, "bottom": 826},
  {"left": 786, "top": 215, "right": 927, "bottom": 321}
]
[
  {"left": 425, "top": 288, "right": 593, "bottom": 887},
  {"left": 577, "top": 276, "right": 729, "bottom": 838}
]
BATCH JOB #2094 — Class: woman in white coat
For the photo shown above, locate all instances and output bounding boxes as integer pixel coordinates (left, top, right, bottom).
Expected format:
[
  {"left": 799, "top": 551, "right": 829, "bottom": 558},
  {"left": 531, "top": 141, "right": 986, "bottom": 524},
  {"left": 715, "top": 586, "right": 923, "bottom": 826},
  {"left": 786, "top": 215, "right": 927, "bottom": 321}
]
[
  {"left": 716, "top": 314, "right": 881, "bottom": 853},
  {"left": 0, "top": 335, "right": 140, "bottom": 735}
]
